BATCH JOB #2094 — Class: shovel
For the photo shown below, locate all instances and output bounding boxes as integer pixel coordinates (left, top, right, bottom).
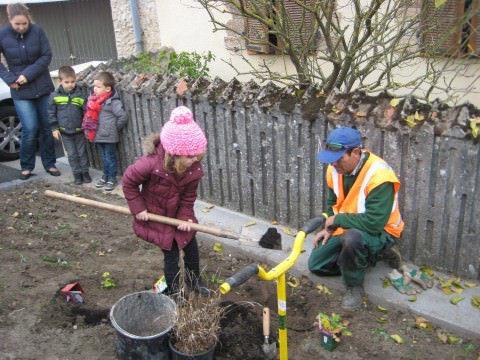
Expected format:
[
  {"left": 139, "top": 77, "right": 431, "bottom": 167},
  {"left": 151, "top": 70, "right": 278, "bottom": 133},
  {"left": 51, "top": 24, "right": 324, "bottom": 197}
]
[
  {"left": 44, "top": 190, "right": 256, "bottom": 243},
  {"left": 262, "top": 306, "right": 277, "bottom": 359}
]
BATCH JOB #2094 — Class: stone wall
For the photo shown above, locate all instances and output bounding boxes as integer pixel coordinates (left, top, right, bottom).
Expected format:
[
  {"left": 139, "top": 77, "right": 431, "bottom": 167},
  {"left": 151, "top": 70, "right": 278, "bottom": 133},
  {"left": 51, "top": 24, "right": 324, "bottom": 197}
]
[
  {"left": 77, "top": 64, "right": 480, "bottom": 280},
  {"left": 109, "top": 0, "right": 161, "bottom": 58}
]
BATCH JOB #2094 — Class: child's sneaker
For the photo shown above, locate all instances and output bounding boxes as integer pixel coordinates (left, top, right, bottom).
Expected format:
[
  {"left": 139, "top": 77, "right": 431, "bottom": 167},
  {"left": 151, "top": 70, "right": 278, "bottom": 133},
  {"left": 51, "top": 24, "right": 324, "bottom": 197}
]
[
  {"left": 96, "top": 176, "right": 107, "bottom": 188},
  {"left": 104, "top": 180, "right": 117, "bottom": 192},
  {"left": 82, "top": 172, "right": 92, "bottom": 183}
]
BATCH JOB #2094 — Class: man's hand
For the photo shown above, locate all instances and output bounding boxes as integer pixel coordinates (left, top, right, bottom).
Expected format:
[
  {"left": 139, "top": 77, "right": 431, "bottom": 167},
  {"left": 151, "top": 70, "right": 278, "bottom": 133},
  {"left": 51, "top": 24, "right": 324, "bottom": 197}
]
[
  {"left": 313, "top": 229, "right": 332, "bottom": 247},
  {"left": 135, "top": 210, "right": 149, "bottom": 221},
  {"left": 52, "top": 130, "right": 60, "bottom": 140},
  {"left": 177, "top": 219, "right": 193, "bottom": 232},
  {"left": 313, "top": 215, "right": 337, "bottom": 247},
  {"left": 325, "top": 215, "right": 336, "bottom": 231}
]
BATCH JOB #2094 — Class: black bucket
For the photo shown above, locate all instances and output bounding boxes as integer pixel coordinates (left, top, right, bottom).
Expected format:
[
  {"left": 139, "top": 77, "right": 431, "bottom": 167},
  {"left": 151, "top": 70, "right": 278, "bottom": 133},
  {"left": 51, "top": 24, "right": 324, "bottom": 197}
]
[{"left": 110, "top": 291, "right": 177, "bottom": 360}]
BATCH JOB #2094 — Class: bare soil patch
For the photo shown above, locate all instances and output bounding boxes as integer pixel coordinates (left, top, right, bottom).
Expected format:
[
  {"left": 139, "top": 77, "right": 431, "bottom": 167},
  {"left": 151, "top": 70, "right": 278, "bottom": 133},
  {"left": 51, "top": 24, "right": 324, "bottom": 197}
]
[{"left": 0, "top": 181, "right": 479, "bottom": 359}]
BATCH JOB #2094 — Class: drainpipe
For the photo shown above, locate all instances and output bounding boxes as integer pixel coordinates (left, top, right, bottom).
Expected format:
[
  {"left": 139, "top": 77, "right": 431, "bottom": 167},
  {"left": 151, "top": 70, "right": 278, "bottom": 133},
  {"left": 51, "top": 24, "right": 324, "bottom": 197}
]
[{"left": 129, "top": 0, "right": 143, "bottom": 54}]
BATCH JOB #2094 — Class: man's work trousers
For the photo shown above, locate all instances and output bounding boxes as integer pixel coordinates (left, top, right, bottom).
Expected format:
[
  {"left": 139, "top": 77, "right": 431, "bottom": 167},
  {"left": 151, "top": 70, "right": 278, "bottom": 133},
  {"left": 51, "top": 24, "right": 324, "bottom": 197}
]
[{"left": 308, "top": 229, "right": 396, "bottom": 287}]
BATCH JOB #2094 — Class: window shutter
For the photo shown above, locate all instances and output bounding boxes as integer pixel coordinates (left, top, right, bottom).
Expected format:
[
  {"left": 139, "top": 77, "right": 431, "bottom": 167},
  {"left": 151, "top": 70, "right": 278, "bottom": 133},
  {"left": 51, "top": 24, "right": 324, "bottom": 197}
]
[
  {"left": 421, "top": 0, "right": 462, "bottom": 56},
  {"left": 282, "top": 0, "right": 316, "bottom": 51},
  {"left": 245, "top": 0, "right": 272, "bottom": 54},
  {"left": 244, "top": 0, "right": 317, "bottom": 54}
]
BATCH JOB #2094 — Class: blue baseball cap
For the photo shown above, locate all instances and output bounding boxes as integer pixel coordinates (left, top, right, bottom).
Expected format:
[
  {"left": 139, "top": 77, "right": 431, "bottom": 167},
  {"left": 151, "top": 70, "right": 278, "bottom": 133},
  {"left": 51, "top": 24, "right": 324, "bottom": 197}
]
[{"left": 317, "top": 127, "right": 362, "bottom": 163}]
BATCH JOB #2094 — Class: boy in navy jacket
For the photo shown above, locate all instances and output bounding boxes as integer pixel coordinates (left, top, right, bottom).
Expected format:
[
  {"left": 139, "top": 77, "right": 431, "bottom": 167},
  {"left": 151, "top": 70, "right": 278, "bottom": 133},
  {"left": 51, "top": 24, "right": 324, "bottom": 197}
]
[{"left": 49, "top": 66, "right": 90, "bottom": 184}]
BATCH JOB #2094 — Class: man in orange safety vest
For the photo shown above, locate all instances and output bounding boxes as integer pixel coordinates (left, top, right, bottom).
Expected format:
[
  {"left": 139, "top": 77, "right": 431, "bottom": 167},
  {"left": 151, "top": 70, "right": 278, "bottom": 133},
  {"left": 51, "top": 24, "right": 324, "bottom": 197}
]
[{"left": 308, "top": 127, "right": 404, "bottom": 310}]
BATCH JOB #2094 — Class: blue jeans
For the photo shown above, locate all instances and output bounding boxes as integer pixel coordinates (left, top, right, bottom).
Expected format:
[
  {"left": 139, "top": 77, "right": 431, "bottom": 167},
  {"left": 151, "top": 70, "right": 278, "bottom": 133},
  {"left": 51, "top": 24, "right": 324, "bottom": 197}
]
[
  {"left": 97, "top": 143, "right": 117, "bottom": 180},
  {"left": 14, "top": 95, "right": 56, "bottom": 171}
]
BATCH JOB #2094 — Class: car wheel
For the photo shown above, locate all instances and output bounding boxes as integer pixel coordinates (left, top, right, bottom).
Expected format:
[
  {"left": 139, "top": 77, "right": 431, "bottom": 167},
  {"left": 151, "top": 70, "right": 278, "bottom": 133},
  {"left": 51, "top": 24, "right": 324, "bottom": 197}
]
[{"left": 0, "top": 105, "right": 21, "bottom": 161}]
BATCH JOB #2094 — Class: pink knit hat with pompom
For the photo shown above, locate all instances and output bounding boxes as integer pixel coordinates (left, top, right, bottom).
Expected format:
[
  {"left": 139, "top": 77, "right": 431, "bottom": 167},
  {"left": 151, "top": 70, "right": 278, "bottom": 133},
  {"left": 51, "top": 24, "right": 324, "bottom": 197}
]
[{"left": 160, "top": 106, "right": 207, "bottom": 156}]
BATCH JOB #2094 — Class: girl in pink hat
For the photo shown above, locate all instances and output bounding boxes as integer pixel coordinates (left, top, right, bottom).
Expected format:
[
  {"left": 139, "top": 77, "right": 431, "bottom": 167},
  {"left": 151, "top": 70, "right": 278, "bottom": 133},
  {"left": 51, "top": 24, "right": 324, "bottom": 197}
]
[{"left": 122, "top": 106, "right": 209, "bottom": 295}]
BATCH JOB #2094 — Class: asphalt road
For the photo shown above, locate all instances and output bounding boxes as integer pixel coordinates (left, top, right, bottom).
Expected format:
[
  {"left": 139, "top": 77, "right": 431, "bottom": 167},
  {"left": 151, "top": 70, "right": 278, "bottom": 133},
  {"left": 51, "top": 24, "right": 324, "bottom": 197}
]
[{"left": 0, "top": 163, "right": 20, "bottom": 184}]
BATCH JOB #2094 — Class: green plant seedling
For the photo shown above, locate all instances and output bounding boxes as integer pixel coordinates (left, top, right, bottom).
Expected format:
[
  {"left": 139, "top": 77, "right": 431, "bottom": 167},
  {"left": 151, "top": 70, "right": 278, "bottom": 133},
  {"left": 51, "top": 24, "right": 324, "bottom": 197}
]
[
  {"left": 101, "top": 272, "right": 116, "bottom": 289},
  {"left": 19, "top": 253, "right": 28, "bottom": 263},
  {"left": 370, "top": 326, "right": 390, "bottom": 340},
  {"left": 42, "top": 256, "right": 68, "bottom": 266},
  {"left": 57, "top": 223, "right": 71, "bottom": 230},
  {"left": 208, "top": 274, "right": 224, "bottom": 286}
]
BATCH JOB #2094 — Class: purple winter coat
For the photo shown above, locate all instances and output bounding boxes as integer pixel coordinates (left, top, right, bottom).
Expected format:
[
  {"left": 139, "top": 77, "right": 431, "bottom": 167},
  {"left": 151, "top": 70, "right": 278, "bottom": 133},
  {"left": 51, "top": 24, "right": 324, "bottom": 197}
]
[{"left": 122, "top": 134, "right": 204, "bottom": 250}]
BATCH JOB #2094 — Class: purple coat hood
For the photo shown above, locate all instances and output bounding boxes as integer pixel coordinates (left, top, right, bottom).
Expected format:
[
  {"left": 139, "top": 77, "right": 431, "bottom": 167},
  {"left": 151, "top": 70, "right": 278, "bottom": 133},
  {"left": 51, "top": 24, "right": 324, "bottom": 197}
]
[{"left": 122, "top": 133, "right": 204, "bottom": 250}]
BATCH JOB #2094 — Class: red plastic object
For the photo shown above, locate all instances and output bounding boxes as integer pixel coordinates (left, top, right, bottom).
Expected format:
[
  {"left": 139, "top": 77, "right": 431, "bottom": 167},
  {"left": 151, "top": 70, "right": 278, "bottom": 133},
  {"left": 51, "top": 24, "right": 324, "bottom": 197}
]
[{"left": 61, "top": 282, "right": 85, "bottom": 304}]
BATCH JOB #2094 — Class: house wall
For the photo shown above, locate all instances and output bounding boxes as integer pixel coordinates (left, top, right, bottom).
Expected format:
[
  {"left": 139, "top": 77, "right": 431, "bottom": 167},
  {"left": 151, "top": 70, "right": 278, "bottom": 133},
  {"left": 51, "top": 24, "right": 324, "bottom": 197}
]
[
  {"left": 110, "top": 0, "right": 161, "bottom": 58},
  {"left": 153, "top": 0, "right": 299, "bottom": 88},
  {"left": 152, "top": 0, "right": 480, "bottom": 107}
]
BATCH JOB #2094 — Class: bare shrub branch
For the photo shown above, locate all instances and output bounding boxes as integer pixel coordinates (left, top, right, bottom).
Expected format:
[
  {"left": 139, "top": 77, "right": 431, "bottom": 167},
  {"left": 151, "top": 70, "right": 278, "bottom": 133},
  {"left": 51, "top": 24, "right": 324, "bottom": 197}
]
[
  {"left": 170, "top": 251, "right": 227, "bottom": 354},
  {"left": 197, "top": 0, "right": 479, "bottom": 104}
]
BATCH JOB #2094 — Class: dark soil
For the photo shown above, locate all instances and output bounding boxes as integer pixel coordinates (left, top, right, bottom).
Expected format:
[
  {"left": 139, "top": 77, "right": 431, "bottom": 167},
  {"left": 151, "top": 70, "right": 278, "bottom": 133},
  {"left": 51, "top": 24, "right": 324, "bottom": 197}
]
[{"left": 0, "top": 181, "right": 479, "bottom": 360}]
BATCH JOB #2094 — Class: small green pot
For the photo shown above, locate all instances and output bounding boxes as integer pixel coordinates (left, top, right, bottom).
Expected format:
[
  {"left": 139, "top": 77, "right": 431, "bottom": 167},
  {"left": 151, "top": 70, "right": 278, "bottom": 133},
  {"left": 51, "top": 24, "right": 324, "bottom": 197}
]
[{"left": 320, "top": 331, "right": 338, "bottom": 351}]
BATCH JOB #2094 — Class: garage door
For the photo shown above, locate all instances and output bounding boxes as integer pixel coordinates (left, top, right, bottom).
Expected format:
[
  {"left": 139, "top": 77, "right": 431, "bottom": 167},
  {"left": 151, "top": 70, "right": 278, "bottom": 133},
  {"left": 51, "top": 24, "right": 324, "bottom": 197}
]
[{"left": 27, "top": 0, "right": 117, "bottom": 70}]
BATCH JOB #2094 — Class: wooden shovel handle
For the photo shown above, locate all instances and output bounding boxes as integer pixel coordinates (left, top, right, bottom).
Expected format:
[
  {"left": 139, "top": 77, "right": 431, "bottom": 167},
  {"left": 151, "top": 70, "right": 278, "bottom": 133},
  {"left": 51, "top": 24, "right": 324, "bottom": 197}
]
[
  {"left": 263, "top": 307, "right": 270, "bottom": 337},
  {"left": 44, "top": 190, "right": 240, "bottom": 240}
]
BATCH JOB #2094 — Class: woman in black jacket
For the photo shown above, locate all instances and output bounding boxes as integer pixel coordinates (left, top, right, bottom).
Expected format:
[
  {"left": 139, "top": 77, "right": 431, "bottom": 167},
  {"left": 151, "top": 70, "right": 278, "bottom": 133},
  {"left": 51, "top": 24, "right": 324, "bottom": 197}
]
[{"left": 0, "top": 3, "right": 59, "bottom": 180}]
